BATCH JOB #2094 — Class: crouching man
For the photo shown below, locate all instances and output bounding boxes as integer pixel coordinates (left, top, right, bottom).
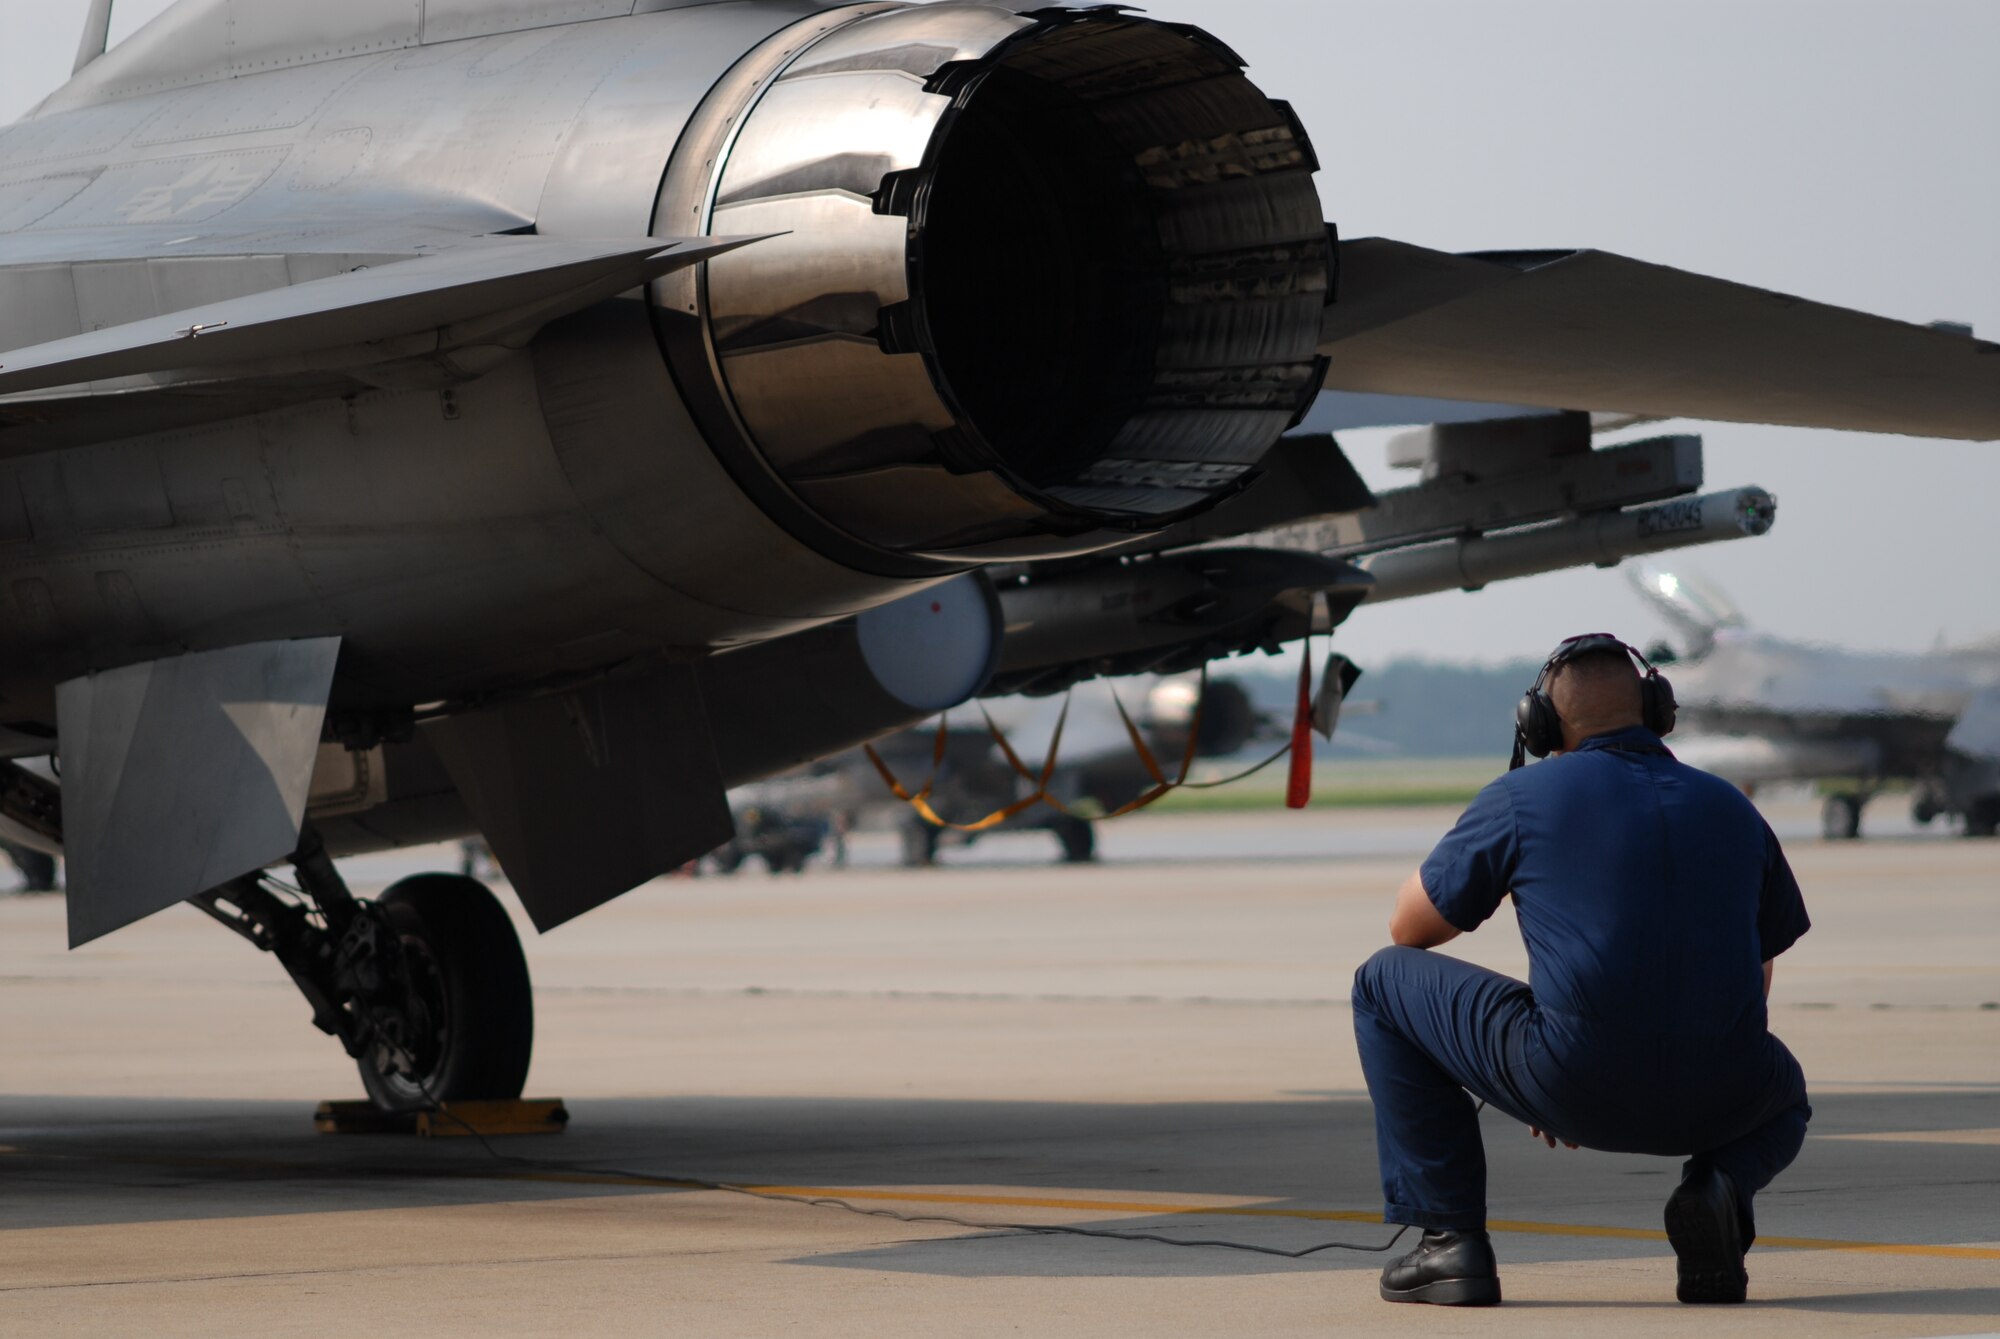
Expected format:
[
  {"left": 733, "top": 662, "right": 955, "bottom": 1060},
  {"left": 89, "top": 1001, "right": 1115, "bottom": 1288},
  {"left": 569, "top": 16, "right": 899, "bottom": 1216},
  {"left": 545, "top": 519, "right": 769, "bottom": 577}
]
[{"left": 1352, "top": 634, "right": 1811, "bottom": 1306}]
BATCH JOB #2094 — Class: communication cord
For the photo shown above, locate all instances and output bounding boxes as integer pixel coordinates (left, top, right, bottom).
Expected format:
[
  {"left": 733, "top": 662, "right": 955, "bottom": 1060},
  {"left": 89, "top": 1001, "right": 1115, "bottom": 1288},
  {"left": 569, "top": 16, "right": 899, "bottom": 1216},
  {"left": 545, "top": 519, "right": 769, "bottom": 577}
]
[{"left": 373, "top": 1026, "right": 1414, "bottom": 1260}]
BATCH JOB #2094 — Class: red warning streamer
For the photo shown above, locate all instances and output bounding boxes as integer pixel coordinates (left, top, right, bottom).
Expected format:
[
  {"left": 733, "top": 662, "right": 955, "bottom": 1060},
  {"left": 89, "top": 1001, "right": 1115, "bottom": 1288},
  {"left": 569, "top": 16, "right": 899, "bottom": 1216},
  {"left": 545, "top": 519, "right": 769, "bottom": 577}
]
[{"left": 1285, "top": 637, "right": 1314, "bottom": 810}]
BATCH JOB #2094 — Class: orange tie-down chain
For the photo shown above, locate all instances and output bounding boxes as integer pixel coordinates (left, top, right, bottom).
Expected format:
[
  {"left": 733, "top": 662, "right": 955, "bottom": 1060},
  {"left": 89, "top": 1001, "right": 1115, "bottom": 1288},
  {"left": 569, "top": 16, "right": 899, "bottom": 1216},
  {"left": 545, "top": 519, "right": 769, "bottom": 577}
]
[{"left": 864, "top": 644, "right": 1320, "bottom": 832}]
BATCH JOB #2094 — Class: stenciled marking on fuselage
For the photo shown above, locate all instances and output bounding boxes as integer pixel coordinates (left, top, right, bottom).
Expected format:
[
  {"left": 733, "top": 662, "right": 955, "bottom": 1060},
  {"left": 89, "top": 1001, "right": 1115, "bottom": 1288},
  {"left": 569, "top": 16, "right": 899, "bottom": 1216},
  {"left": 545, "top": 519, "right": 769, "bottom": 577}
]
[{"left": 115, "top": 161, "right": 265, "bottom": 223}]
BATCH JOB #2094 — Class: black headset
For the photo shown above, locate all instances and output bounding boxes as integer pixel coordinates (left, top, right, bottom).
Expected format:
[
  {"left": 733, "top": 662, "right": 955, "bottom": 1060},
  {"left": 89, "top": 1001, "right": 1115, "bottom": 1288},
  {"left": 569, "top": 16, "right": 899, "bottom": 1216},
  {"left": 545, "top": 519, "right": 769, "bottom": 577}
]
[{"left": 1511, "top": 633, "right": 1676, "bottom": 770}]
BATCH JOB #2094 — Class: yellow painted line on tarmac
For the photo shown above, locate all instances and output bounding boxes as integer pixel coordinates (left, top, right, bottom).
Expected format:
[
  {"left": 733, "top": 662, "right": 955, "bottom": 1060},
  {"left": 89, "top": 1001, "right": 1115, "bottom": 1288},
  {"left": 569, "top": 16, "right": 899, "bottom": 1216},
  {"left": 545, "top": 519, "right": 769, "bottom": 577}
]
[
  {"left": 1817, "top": 1128, "right": 2000, "bottom": 1146},
  {"left": 1477, "top": 1215, "right": 2000, "bottom": 1260}
]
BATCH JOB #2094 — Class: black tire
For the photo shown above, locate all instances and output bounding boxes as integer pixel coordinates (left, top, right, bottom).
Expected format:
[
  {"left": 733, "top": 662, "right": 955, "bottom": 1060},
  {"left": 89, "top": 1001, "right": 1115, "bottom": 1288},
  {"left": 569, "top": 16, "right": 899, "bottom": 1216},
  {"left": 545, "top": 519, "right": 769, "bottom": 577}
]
[
  {"left": 357, "top": 874, "right": 533, "bottom": 1112},
  {"left": 1967, "top": 799, "right": 2000, "bottom": 839},
  {"left": 3, "top": 843, "right": 58, "bottom": 892},
  {"left": 1820, "top": 794, "right": 1862, "bottom": 841},
  {"left": 1052, "top": 813, "right": 1097, "bottom": 864}
]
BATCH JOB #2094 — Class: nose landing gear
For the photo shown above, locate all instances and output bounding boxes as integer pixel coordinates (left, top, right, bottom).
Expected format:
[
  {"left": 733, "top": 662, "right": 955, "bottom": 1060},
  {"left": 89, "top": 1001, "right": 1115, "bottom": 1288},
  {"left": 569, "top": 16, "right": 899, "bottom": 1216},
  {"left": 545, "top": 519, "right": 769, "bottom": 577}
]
[
  {"left": 1820, "top": 792, "right": 1867, "bottom": 841},
  {"left": 192, "top": 831, "right": 533, "bottom": 1112}
]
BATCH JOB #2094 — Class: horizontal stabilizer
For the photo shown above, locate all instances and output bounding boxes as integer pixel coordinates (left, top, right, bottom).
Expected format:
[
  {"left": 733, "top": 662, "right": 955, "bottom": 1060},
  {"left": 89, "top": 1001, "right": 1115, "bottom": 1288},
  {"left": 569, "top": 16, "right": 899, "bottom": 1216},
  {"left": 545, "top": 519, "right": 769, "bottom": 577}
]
[
  {"left": 0, "top": 236, "right": 761, "bottom": 400},
  {"left": 1323, "top": 239, "right": 2000, "bottom": 440},
  {"left": 57, "top": 638, "right": 341, "bottom": 946},
  {"left": 1293, "top": 390, "right": 1554, "bottom": 434}
]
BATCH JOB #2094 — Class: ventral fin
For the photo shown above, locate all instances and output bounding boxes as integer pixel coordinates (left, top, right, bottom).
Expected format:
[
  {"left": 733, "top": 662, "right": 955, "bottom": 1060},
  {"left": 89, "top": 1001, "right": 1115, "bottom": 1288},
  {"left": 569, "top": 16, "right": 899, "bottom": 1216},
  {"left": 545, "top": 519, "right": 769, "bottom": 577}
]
[{"left": 57, "top": 637, "right": 341, "bottom": 946}]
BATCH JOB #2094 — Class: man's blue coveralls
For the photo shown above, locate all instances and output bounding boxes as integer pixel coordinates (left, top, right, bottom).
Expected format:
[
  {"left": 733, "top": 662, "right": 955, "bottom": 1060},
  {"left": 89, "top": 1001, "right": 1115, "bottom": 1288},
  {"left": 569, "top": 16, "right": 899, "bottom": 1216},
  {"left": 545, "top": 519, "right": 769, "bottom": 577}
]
[{"left": 1351, "top": 726, "right": 1812, "bottom": 1233}]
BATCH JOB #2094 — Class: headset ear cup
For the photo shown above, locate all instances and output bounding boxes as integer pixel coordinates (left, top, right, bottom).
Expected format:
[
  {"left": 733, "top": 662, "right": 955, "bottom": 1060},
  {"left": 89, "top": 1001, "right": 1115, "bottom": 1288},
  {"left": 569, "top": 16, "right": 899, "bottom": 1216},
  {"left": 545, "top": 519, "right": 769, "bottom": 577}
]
[
  {"left": 1645, "top": 672, "right": 1678, "bottom": 736},
  {"left": 1517, "top": 689, "right": 1560, "bottom": 758},
  {"left": 1534, "top": 691, "right": 1562, "bottom": 756}
]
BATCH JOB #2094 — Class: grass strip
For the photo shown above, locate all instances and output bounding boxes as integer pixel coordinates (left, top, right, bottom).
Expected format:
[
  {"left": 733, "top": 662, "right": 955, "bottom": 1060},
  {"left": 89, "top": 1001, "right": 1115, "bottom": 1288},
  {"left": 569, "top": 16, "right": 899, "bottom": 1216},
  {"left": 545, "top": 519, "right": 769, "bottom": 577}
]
[{"left": 1151, "top": 784, "right": 1483, "bottom": 814}]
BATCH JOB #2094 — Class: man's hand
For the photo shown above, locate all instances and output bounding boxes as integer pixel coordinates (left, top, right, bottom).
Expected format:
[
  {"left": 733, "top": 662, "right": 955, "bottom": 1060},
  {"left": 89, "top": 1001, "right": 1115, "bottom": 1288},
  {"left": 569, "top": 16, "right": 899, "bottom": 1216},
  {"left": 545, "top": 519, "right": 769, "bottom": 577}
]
[
  {"left": 1530, "top": 1126, "right": 1579, "bottom": 1150},
  {"left": 1389, "top": 869, "right": 1462, "bottom": 948}
]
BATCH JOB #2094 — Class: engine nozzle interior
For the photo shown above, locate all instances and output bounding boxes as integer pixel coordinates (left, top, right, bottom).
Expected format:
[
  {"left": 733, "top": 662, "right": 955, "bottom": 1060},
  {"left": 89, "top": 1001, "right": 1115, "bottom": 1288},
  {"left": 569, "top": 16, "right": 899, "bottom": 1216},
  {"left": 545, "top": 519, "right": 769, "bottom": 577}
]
[{"left": 661, "top": 3, "right": 1330, "bottom": 564}]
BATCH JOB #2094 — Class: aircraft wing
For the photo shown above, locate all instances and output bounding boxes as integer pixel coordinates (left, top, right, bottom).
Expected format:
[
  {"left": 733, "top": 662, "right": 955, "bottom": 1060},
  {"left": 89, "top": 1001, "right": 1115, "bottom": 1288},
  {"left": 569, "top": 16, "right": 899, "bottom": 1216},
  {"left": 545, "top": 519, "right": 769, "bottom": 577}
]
[
  {"left": 1325, "top": 239, "right": 2000, "bottom": 440},
  {"left": 0, "top": 234, "right": 758, "bottom": 405}
]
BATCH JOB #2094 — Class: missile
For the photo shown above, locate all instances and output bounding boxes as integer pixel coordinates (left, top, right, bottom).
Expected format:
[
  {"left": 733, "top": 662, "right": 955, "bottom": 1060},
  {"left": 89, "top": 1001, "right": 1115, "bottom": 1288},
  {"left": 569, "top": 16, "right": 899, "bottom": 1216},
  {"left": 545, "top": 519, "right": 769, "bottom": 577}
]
[
  {"left": 1361, "top": 486, "right": 1776, "bottom": 604},
  {"left": 985, "top": 486, "right": 1774, "bottom": 694}
]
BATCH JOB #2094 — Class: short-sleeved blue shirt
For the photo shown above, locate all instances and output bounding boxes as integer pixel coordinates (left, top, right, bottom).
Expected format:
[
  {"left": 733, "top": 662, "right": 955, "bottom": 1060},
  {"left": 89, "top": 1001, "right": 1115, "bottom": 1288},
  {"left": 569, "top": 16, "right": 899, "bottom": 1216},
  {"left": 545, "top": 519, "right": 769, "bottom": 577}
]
[{"left": 1420, "top": 726, "right": 1809, "bottom": 1039}]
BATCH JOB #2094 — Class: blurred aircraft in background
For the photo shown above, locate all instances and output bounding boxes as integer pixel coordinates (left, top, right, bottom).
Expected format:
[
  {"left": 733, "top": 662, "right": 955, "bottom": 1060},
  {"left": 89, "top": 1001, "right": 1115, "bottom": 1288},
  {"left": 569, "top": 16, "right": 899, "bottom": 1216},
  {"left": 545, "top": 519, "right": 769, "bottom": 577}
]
[
  {"left": 1630, "top": 563, "right": 2000, "bottom": 839},
  {"left": 719, "top": 668, "right": 1284, "bottom": 870}
]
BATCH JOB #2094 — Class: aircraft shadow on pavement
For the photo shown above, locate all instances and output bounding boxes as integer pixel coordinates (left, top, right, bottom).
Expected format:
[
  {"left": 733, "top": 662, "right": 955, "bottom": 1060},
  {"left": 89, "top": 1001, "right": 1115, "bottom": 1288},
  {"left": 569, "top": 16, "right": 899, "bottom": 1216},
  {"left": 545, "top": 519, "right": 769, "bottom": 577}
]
[{"left": 2, "top": 1090, "right": 1993, "bottom": 1285}]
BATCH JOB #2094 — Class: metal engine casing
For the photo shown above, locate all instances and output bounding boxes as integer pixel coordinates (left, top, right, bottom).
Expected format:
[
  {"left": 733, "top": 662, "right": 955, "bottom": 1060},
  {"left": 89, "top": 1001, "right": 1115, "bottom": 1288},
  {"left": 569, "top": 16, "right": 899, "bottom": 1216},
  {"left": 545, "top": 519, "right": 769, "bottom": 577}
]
[{"left": 649, "top": 2, "right": 1331, "bottom": 565}]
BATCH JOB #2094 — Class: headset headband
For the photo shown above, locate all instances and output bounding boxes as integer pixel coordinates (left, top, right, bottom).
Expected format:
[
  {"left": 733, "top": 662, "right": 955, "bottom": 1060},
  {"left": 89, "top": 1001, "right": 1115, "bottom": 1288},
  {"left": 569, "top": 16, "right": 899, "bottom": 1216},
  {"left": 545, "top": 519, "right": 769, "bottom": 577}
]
[
  {"left": 1530, "top": 633, "right": 1656, "bottom": 692},
  {"left": 1510, "top": 632, "right": 1670, "bottom": 770}
]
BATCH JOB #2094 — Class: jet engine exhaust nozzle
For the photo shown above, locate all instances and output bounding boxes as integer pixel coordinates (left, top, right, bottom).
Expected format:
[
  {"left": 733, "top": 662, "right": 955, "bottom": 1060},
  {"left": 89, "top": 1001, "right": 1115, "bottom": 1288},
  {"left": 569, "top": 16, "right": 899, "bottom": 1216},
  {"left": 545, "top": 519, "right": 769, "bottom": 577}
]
[{"left": 658, "top": 3, "right": 1330, "bottom": 563}]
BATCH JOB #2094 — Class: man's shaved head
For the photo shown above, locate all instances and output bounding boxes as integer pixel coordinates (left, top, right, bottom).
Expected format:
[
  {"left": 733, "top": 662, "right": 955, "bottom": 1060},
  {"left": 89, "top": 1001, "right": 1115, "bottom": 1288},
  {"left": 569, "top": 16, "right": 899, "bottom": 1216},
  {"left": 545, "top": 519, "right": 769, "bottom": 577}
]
[{"left": 1550, "top": 649, "right": 1644, "bottom": 750}]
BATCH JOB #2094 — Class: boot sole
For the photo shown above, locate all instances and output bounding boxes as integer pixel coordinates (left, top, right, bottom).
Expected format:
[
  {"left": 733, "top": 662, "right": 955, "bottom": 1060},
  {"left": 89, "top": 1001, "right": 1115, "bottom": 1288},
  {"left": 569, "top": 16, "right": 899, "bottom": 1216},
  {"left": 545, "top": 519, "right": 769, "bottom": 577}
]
[
  {"left": 1664, "top": 1181, "right": 1748, "bottom": 1304},
  {"left": 1379, "top": 1276, "right": 1502, "bottom": 1306}
]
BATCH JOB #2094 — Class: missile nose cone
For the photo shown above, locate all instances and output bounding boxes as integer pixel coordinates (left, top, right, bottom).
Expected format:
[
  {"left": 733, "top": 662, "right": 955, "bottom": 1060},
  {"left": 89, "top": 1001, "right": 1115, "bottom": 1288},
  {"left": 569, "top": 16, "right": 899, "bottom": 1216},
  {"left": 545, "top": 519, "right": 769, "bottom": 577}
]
[{"left": 1734, "top": 486, "right": 1777, "bottom": 536}]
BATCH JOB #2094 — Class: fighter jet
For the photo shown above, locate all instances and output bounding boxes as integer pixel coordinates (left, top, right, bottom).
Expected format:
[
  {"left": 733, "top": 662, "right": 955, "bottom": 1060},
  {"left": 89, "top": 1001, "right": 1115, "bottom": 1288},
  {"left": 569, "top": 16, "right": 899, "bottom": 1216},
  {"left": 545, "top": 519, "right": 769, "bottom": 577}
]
[
  {"left": 2, "top": 0, "right": 1994, "bottom": 1112},
  {"left": 1630, "top": 563, "right": 2000, "bottom": 840},
  {"left": 721, "top": 667, "right": 1279, "bottom": 868}
]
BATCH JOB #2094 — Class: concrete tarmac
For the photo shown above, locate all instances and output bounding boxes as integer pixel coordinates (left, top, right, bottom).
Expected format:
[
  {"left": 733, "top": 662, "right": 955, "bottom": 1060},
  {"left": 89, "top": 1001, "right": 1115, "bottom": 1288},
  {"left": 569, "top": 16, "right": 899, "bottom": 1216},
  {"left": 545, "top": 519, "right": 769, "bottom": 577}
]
[{"left": 3, "top": 800, "right": 1997, "bottom": 1336}]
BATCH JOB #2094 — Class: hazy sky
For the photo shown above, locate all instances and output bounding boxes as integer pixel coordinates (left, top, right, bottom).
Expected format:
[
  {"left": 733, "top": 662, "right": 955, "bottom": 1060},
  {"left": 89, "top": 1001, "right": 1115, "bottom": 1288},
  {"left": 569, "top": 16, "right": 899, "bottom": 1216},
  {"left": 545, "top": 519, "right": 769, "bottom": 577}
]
[{"left": 4, "top": 1, "right": 1997, "bottom": 666}]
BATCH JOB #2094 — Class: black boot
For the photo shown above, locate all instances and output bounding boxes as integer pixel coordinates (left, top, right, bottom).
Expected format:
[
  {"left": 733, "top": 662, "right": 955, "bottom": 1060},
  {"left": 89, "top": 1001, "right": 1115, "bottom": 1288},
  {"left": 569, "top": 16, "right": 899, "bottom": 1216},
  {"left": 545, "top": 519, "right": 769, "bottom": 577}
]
[
  {"left": 1664, "top": 1165, "right": 1750, "bottom": 1303},
  {"left": 1378, "top": 1229, "right": 1501, "bottom": 1306}
]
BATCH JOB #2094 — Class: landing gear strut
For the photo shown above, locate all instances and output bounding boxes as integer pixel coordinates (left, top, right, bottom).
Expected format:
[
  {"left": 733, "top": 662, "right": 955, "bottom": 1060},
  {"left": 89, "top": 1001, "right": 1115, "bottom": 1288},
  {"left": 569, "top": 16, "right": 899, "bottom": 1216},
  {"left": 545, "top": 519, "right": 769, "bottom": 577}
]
[
  {"left": 192, "top": 830, "right": 533, "bottom": 1112},
  {"left": 898, "top": 811, "right": 941, "bottom": 867},
  {"left": 1050, "top": 812, "right": 1097, "bottom": 864},
  {"left": 1820, "top": 792, "right": 1866, "bottom": 841}
]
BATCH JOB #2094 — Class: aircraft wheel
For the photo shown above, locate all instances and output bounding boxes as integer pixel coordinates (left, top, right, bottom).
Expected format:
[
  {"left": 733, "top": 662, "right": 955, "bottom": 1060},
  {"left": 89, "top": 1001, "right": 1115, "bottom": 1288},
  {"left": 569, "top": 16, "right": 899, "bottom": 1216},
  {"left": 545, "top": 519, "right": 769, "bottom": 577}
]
[
  {"left": 1052, "top": 813, "right": 1097, "bottom": 864},
  {"left": 1820, "top": 794, "right": 1863, "bottom": 841},
  {"left": 2, "top": 842, "right": 58, "bottom": 892},
  {"left": 357, "top": 874, "right": 533, "bottom": 1112},
  {"left": 1966, "top": 799, "right": 2000, "bottom": 839}
]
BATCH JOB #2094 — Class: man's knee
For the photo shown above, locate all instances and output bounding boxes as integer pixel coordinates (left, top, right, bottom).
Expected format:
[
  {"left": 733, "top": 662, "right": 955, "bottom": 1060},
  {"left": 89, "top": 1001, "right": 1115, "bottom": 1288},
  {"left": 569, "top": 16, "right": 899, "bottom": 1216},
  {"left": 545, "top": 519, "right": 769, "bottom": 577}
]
[{"left": 1353, "top": 944, "right": 1419, "bottom": 1013}]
